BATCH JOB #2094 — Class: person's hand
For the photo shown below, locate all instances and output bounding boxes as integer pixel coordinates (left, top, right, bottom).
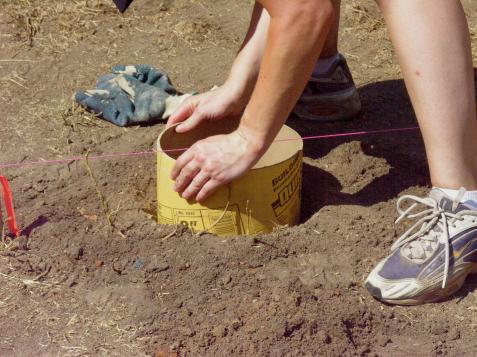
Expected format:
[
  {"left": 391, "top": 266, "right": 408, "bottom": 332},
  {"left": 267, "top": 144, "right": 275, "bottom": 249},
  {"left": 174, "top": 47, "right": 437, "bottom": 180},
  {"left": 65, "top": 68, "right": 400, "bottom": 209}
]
[
  {"left": 167, "top": 84, "right": 245, "bottom": 133},
  {"left": 171, "top": 128, "right": 265, "bottom": 202}
]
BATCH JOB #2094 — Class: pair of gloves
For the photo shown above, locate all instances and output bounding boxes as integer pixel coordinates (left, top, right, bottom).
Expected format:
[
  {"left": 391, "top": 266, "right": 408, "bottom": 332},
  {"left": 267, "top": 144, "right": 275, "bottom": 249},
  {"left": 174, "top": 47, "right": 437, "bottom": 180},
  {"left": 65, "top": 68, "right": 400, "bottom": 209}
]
[{"left": 75, "top": 65, "right": 192, "bottom": 127}]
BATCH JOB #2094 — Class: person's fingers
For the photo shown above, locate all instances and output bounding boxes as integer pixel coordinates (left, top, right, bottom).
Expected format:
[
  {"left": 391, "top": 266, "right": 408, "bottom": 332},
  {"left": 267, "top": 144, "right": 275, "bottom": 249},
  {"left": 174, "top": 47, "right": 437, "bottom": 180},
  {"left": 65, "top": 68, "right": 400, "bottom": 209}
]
[
  {"left": 174, "top": 160, "right": 201, "bottom": 193},
  {"left": 196, "top": 179, "right": 222, "bottom": 202},
  {"left": 171, "top": 149, "right": 195, "bottom": 180},
  {"left": 175, "top": 111, "right": 205, "bottom": 133},
  {"left": 181, "top": 171, "right": 211, "bottom": 201},
  {"left": 167, "top": 98, "right": 197, "bottom": 128}
]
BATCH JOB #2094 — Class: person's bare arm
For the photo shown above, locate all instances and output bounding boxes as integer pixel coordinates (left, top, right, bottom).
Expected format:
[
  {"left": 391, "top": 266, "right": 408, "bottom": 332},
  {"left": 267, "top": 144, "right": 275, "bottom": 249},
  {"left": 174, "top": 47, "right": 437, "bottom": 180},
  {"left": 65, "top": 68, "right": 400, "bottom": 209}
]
[
  {"left": 238, "top": 0, "right": 335, "bottom": 151},
  {"left": 167, "top": 3, "right": 270, "bottom": 132},
  {"left": 226, "top": 3, "right": 270, "bottom": 109},
  {"left": 173, "top": 0, "right": 335, "bottom": 201}
]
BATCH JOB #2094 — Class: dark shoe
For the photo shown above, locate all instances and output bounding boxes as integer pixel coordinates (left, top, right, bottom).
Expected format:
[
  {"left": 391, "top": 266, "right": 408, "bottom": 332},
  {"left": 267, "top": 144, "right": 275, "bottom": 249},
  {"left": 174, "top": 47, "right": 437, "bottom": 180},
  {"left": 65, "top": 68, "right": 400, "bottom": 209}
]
[{"left": 293, "top": 54, "right": 361, "bottom": 122}]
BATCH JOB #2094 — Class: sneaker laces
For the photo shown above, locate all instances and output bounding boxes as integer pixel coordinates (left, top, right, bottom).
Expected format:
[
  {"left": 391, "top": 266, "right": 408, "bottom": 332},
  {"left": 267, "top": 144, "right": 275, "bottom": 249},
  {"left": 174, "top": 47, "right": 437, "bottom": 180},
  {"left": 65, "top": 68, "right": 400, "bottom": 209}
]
[{"left": 391, "top": 194, "right": 468, "bottom": 289}]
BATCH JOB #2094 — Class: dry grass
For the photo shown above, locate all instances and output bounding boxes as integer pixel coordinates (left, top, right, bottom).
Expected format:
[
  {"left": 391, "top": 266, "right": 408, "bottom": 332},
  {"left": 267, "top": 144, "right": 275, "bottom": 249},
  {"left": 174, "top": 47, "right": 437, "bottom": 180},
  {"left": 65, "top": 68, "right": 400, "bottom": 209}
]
[
  {"left": 0, "top": 217, "right": 9, "bottom": 250},
  {"left": 2, "top": 0, "right": 474, "bottom": 68},
  {"left": 470, "top": 23, "right": 477, "bottom": 60},
  {"left": 1, "top": 0, "right": 232, "bottom": 57},
  {"left": 2, "top": 0, "right": 120, "bottom": 54},
  {"left": 54, "top": 100, "right": 106, "bottom": 132},
  {"left": 84, "top": 151, "right": 126, "bottom": 238},
  {"left": 0, "top": 268, "right": 147, "bottom": 356},
  {"left": 341, "top": 3, "right": 399, "bottom": 79}
]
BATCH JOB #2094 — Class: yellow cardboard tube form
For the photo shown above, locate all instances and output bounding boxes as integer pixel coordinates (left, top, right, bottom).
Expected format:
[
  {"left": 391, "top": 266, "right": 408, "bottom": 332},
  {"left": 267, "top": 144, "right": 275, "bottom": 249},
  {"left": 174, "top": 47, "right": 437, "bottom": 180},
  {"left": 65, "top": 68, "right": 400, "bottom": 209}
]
[{"left": 157, "top": 118, "right": 303, "bottom": 237}]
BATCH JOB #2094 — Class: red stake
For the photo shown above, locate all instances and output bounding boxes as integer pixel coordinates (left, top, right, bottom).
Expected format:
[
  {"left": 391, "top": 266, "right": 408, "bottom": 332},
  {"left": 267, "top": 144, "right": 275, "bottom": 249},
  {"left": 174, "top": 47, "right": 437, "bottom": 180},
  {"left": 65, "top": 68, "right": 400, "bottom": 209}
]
[{"left": 0, "top": 176, "right": 20, "bottom": 237}]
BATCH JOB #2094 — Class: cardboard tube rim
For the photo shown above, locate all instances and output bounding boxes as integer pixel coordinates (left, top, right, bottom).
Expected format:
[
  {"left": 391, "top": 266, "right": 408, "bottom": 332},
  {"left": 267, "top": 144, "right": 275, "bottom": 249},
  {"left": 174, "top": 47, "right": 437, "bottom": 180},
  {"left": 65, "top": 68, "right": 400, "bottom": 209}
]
[{"left": 157, "top": 123, "right": 303, "bottom": 170}]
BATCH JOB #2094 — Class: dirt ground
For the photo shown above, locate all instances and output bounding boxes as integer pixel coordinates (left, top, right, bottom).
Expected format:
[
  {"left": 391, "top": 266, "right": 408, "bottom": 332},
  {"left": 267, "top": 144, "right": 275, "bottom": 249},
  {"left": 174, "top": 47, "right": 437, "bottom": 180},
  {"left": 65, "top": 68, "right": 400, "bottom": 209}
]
[{"left": 1, "top": 0, "right": 477, "bottom": 356}]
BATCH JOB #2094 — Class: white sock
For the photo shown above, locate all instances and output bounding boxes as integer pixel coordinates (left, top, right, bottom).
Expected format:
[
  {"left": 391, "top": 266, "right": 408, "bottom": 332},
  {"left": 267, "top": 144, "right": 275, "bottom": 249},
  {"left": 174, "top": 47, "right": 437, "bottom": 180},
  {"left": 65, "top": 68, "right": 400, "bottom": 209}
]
[
  {"left": 437, "top": 187, "right": 477, "bottom": 208},
  {"left": 313, "top": 53, "right": 341, "bottom": 76}
]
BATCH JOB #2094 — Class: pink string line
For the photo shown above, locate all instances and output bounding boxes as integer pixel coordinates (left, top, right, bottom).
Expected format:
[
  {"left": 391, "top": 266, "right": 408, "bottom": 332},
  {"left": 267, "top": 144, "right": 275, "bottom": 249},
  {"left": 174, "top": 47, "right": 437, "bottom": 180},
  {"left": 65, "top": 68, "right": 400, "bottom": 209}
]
[{"left": 0, "top": 126, "right": 420, "bottom": 170}]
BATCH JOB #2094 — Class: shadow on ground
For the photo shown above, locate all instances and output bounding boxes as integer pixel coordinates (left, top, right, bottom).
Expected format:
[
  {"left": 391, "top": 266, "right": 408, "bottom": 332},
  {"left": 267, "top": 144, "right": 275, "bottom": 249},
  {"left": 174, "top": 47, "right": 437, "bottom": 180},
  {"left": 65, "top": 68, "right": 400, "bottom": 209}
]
[{"left": 293, "top": 71, "right": 477, "bottom": 221}]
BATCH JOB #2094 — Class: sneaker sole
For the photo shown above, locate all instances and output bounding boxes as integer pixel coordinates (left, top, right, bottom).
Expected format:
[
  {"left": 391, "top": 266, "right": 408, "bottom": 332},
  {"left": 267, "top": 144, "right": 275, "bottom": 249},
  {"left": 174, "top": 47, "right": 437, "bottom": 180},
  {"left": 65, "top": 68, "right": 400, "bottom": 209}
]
[
  {"left": 366, "top": 264, "right": 477, "bottom": 306},
  {"left": 293, "top": 86, "right": 362, "bottom": 122}
]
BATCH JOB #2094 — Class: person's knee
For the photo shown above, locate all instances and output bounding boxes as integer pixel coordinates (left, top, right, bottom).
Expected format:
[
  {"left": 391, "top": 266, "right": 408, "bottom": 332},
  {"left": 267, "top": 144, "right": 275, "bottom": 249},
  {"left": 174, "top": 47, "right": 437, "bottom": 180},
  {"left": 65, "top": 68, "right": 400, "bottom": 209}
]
[
  {"left": 284, "top": 0, "right": 336, "bottom": 33},
  {"left": 374, "top": 0, "right": 389, "bottom": 12},
  {"left": 303, "top": 0, "right": 335, "bottom": 23},
  {"left": 316, "top": 0, "right": 336, "bottom": 27}
]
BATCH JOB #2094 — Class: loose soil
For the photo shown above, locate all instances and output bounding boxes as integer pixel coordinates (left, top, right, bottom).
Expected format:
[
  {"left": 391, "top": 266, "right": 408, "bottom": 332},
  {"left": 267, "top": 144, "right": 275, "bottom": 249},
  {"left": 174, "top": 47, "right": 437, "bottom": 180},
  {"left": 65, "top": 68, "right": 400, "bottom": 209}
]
[{"left": 1, "top": 1, "right": 477, "bottom": 356}]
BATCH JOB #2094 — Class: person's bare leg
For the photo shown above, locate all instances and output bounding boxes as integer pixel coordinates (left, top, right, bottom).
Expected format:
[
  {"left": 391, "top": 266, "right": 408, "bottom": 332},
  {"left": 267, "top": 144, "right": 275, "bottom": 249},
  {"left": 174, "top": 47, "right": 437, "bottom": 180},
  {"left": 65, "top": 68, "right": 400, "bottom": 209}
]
[
  {"left": 296, "top": 0, "right": 361, "bottom": 121},
  {"left": 366, "top": 0, "right": 477, "bottom": 306},
  {"left": 320, "top": 0, "right": 340, "bottom": 58},
  {"left": 378, "top": 0, "right": 477, "bottom": 190}
]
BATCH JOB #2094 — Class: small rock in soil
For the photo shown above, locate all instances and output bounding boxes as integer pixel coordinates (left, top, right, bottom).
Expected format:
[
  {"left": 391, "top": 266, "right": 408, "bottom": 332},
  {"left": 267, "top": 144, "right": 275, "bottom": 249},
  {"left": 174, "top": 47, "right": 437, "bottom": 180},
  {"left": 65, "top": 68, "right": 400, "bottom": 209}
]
[
  {"left": 180, "top": 327, "right": 195, "bottom": 337},
  {"left": 243, "top": 322, "right": 258, "bottom": 335},
  {"left": 284, "top": 317, "right": 305, "bottom": 337},
  {"left": 174, "top": 300, "right": 183, "bottom": 309},
  {"left": 448, "top": 327, "right": 461, "bottom": 340},
  {"left": 357, "top": 345, "right": 371, "bottom": 356},
  {"left": 220, "top": 274, "right": 232, "bottom": 285},
  {"left": 146, "top": 255, "right": 170, "bottom": 273},
  {"left": 65, "top": 270, "right": 80, "bottom": 287},
  {"left": 16, "top": 236, "right": 28, "bottom": 250},
  {"left": 170, "top": 342, "right": 181, "bottom": 352},
  {"left": 231, "top": 318, "right": 243, "bottom": 331},
  {"left": 316, "top": 330, "right": 332, "bottom": 344},
  {"left": 66, "top": 245, "right": 83, "bottom": 260},
  {"left": 113, "top": 257, "right": 130, "bottom": 273},
  {"left": 180, "top": 308, "right": 193, "bottom": 318},
  {"left": 198, "top": 331, "right": 215, "bottom": 347},
  {"left": 179, "top": 263, "right": 190, "bottom": 271},
  {"left": 430, "top": 323, "right": 448, "bottom": 336},
  {"left": 134, "top": 257, "right": 145, "bottom": 270},
  {"left": 154, "top": 346, "right": 177, "bottom": 357},
  {"left": 212, "top": 325, "right": 228, "bottom": 338},
  {"left": 37, "top": 261, "right": 47, "bottom": 271},
  {"left": 376, "top": 333, "right": 392, "bottom": 347}
]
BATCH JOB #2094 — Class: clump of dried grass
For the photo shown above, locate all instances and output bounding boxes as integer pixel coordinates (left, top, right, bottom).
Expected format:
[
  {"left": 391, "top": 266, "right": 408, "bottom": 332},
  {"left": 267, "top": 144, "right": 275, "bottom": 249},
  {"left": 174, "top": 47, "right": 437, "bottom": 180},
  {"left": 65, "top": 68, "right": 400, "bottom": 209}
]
[
  {"left": 84, "top": 151, "right": 126, "bottom": 239},
  {"left": 2, "top": 0, "right": 122, "bottom": 54},
  {"left": 470, "top": 23, "right": 477, "bottom": 60},
  {"left": 54, "top": 100, "right": 106, "bottom": 132},
  {"left": 342, "top": 3, "right": 400, "bottom": 75},
  {"left": 2, "top": 0, "right": 240, "bottom": 60},
  {"left": 344, "top": 3, "right": 385, "bottom": 32}
]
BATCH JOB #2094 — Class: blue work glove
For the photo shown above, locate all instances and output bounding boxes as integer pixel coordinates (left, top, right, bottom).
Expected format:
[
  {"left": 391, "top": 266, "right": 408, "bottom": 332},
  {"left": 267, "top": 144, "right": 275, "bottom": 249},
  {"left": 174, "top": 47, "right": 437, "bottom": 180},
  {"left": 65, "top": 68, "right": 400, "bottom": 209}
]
[
  {"left": 74, "top": 65, "right": 190, "bottom": 127},
  {"left": 111, "top": 65, "right": 178, "bottom": 95}
]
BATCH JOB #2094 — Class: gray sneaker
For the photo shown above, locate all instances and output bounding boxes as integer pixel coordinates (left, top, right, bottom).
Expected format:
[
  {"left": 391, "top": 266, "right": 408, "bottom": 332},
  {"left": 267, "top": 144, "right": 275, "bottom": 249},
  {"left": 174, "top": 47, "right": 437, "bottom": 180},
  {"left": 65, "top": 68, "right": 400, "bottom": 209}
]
[
  {"left": 293, "top": 54, "right": 361, "bottom": 122},
  {"left": 365, "top": 188, "right": 477, "bottom": 305}
]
